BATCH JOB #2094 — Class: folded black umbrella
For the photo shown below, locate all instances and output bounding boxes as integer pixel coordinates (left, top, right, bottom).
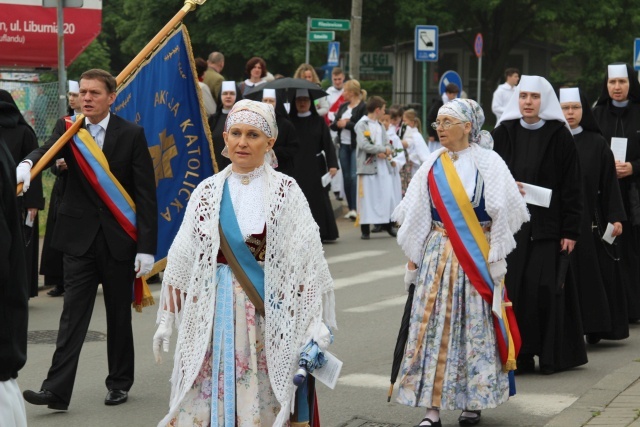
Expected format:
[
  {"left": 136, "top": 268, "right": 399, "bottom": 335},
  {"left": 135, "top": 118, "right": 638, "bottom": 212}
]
[
  {"left": 388, "top": 283, "right": 415, "bottom": 402},
  {"left": 243, "top": 77, "right": 327, "bottom": 102},
  {"left": 556, "top": 249, "right": 570, "bottom": 295}
]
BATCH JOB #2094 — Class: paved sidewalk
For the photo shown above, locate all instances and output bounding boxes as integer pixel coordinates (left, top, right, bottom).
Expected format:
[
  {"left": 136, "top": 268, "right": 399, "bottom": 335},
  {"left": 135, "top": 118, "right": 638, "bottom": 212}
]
[{"left": 546, "top": 360, "right": 640, "bottom": 427}]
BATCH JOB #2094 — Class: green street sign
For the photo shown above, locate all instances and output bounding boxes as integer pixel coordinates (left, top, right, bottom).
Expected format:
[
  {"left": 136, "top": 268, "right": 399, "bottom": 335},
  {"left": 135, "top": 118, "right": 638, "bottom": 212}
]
[
  {"left": 308, "top": 31, "right": 335, "bottom": 42},
  {"left": 310, "top": 18, "right": 350, "bottom": 31}
]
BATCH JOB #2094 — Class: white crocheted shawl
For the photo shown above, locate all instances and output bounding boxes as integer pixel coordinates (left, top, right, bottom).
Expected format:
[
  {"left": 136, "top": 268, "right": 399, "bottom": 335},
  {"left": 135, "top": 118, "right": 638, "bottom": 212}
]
[
  {"left": 158, "top": 164, "right": 336, "bottom": 426},
  {"left": 393, "top": 144, "right": 529, "bottom": 264}
]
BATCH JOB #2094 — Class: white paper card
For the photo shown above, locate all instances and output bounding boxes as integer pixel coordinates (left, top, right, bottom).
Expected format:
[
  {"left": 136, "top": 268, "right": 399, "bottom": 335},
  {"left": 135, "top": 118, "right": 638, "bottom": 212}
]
[
  {"left": 492, "top": 281, "right": 503, "bottom": 319},
  {"left": 521, "top": 183, "right": 552, "bottom": 208},
  {"left": 602, "top": 223, "right": 616, "bottom": 244},
  {"left": 311, "top": 351, "right": 342, "bottom": 389},
  {"left": 611, "top": 137, "right": 627, "bottom": 162},
  {"left": 321, "top": 172, "right": 332, "bottom": 187}
]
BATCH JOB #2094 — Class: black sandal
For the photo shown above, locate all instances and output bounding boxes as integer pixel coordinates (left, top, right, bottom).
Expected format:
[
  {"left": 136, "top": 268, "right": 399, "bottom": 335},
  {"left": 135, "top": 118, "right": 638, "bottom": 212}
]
[
  {"left": 458, "top": 409, "right": 481, "bottom": 425},
  {"left": 415, "top": 417, "right": 442, "bottom": 427}
]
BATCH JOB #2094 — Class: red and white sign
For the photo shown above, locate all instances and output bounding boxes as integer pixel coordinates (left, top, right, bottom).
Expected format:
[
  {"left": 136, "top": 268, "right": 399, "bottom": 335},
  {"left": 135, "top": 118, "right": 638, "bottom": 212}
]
[{"left": 0, "top": 0, "right": 102, "bottom": 69}]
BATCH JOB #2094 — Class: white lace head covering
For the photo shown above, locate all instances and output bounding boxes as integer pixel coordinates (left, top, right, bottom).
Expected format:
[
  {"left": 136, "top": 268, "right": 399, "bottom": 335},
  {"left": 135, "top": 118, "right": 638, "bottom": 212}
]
[
  {"left": 224, "top": 99, "right": 278, "bottom": 139},
  {"left": 495, "top": 75, "right": 569, "bottom": 129},
  {"left": 437, "top": 98, "right": 494, "bottom": 149},
  {"left": 68, "top": 80, "right": 79, "bottom": 94},
  {"left": 222, "top": 99, "right": 279, "bottom": 167}
]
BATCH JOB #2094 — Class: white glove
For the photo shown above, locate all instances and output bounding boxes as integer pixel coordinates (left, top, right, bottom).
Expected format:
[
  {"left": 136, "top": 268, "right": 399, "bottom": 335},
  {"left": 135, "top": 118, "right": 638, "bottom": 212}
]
[
  {"left": 16, "top": 162, "right": 32, "bottom": 193},
  {"left": 134, "top": 253, "right": 154, "bottom": 278},
  {"left": 404, "top": 263, "right": 418, "bottom": 292},
  {"left": 489, "top": 259, "right": 507, "bottom": 284},
  {"left": 153, "top": 310, "right": 175, "bottom": 364}
]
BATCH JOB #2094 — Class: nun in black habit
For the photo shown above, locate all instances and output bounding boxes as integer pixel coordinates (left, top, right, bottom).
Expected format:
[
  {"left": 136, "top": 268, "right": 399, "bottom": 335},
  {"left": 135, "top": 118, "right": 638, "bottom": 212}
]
[
  {"left": 592, "top": 63, "right": 640, "bottom": 322},
  {"left": 261, "top": 88, "right": 299, "bottom": 177},
  {"left": 290, "top": 88, "right": 339, "bottom": 242},
  {"left": 492, "top": 76, "right": 587, "bottom": 374},
  {"left": 0, "top": 89, "right": 43, "bottom": 298},
  {"left": 560, "top": 87, "right": 628, "bottom": 343},
  {"left": 209, "top": 81, "right": 242, "bottom": 172}
]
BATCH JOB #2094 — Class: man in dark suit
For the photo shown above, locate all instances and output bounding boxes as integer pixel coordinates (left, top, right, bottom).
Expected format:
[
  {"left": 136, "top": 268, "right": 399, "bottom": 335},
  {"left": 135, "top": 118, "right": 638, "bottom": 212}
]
[{"left": 17, "top": 69, "right": 157, "bottom": 410}]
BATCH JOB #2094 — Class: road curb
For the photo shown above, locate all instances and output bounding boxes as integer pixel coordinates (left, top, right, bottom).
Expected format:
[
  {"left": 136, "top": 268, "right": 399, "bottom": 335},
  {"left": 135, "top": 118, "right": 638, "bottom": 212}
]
[{"left": 545, "top": 360, "right": 640, "bottom": 427}]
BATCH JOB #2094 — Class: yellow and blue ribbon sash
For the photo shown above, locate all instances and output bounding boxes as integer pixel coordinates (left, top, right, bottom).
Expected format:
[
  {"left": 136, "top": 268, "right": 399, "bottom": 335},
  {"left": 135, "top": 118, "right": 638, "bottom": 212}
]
[{"left": 428, "top": 153, "right": 521, "bottom": 394}]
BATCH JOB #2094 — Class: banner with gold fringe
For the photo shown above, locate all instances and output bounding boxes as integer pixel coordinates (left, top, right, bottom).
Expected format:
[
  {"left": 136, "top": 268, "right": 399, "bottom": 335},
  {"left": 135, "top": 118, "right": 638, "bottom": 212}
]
[{"left": 115, "top": 24, "right": 216, "bottom": 278}]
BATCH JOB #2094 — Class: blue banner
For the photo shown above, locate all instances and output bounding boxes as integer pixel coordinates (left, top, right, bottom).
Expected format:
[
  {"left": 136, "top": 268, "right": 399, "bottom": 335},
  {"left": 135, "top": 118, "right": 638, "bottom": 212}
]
[{"left": 114, "top": 25, "right": 216, "bottom": 271}]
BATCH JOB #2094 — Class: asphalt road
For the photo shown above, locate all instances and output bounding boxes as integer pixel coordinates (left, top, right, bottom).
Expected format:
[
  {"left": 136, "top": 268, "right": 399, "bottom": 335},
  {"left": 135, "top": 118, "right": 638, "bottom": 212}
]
[{"left": 21, "top": 216, "right": 640, "bottom": 426}]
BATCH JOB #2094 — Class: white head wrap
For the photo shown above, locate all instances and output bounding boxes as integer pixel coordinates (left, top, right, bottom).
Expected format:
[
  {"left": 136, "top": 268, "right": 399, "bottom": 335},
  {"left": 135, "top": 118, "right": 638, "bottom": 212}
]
[
  {"left": 495, "top": 75, "right": 569, "bottom": 129},
  {"left": 68, "top": 80, "right": 79, "bottom": 94},
  {"left": 262, "top": 88, "right": 276, "bottom": 100},
  {"left": 438, "top": 98, "right": 493, "bottom": 149},
  {"left": 222, "top": 99, "right": 279, "bottom": 167},
  {"left": 608, "top": 64, "right": 628, "bottom": 79},
  {"left": 221, "top": 81, "right": 236, "bottom": 93},
  {"left": 559, "top": 88, "right": 580, "bottom": 103}
]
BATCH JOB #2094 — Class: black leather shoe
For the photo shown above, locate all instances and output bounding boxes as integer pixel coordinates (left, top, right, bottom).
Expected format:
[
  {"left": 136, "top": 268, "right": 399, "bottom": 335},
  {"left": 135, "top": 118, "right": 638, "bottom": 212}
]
[
  {"left": 23, "top": 389, "right": 68, "bottom": 410},
  {"left": 361, "top": 234, "right": 370, "bottom": 240},
  {"left": 372, "top": 224, "right": 383, "bottom": 233},
  {"left": 105, "top": 389, "right": 128, "bottom": 406},
  {"left": 387, "top": 225, "right": 398, "bottom": 238},
  {"left": 47, "top": 287, "right": 65, "bottom": 297},
  {"left": 458, "top": 410, "right": 481, "bottom": 425},
  {"left": 586, "top": 333, "right": 601, "bottom": 344}
]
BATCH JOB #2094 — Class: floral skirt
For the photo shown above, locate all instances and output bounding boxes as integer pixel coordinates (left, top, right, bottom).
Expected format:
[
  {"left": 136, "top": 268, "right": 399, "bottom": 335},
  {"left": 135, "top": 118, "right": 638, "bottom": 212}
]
[
  {"left": 396, "top": 224, "right": 509, "bottom": 410},
  {"left": 169, "top": 274, "right": 283, "bottom": 426}
]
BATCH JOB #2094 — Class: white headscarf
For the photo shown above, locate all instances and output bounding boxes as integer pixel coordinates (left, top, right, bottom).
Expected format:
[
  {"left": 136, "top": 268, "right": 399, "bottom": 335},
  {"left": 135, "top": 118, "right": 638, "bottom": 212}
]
[
  {"left": 495, "top": 75, "right": 569, "bottom": 129},
  {"left": 437, "top": 98, "right": 494, "bottom": 149},
  {"left": 221, "top": 99, "right": 279, "bottom": 167}
]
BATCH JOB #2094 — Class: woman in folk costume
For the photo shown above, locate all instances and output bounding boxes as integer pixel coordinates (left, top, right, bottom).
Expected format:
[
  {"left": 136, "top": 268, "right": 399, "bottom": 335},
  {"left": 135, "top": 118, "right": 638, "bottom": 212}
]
[
  {"left": 153, "top": 100, "right": 337, "bottom": 427},
  {"left": 492, "top": 76, "right": 587, "bottom": 375},
  {"left": 592, "top": 63, "right": 640, "bottom": 323},
  {"left": 560, "top": 87, "right": 628, "bottom": 343},
  {"left": 392, "top": 99, "right": 529, "bottom": 427}
]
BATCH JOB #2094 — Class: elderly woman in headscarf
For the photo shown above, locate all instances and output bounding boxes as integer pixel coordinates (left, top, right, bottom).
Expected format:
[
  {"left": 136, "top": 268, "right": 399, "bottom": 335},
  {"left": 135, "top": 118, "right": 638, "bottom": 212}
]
[
  {"left": 492, "top": 75, "right": 587, "bottom": 376},
  {"left": 392, "top": 98, "right": 528, "bottom": 427},
  {"left": 0, "top": 89, "right": 43, "bottom": 298},
  {"left": 153, "top": 99, "right": 336, "bottom": 427}
]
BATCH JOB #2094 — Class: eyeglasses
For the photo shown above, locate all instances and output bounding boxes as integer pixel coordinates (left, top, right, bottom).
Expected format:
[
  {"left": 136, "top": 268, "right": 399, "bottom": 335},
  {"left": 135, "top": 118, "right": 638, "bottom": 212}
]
[
  {"left": 560, "top": 105, "right": 582, "bottom": 111},
  {"left": 431, "top": 121, "right": 464, "bottom": 130}
]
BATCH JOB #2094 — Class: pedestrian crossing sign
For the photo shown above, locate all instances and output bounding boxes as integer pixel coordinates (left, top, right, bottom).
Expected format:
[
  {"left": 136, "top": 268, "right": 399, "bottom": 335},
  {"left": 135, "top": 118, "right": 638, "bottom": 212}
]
[
  {"left": 634, "top": 38, "right": 640, "bottom": 71},
  {"left": 328, "top": 42, "right": 340, "bottom": 67}
]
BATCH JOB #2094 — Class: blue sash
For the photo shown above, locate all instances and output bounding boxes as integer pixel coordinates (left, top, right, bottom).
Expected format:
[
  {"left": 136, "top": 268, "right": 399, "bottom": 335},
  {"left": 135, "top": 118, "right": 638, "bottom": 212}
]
[{"left": 218, "top": 180, "right": 265, "bottom": 304}]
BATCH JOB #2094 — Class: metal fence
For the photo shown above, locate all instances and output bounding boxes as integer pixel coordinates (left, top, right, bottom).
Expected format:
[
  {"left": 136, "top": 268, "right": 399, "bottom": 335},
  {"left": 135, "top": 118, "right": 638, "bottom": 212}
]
[{"left": 0, "top": 81, "right": 62, "bottom": 144}]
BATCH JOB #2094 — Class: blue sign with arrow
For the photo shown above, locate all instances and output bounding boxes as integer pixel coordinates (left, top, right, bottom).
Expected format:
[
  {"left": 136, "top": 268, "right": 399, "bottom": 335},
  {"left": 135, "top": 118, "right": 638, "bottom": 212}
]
[
  {"left": 439, "top": 70, "right": 463, "bottom": 97},
  {"left": 415, "top": 25, "right": 439, "bottom": 62},
  {"left": 635, "top": 38, "right": 640, "bottom": 71}
]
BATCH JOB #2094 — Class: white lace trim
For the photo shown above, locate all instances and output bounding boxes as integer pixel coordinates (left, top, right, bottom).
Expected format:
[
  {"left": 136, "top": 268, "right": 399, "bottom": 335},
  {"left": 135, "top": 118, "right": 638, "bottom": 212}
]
[
  {"left": 393, "top": 144, "right": 529, "bottom": 265},
  {"left": 158, "top": 164, "right": 336, "bottom": 426},
  {"left": 229, "top": 165, "right": 266, "bottom": 237}
]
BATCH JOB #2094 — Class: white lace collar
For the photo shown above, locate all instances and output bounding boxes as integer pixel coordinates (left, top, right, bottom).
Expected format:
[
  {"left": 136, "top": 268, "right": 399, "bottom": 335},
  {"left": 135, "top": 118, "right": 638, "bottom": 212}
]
[{"left": 230, "top": 164, "right": 265, "bottom": 185}]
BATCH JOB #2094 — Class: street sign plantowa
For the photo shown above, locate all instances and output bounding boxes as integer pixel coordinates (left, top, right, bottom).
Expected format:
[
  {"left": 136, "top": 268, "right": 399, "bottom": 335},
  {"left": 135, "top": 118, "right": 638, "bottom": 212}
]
[{"left": 308, "top": 31, "right": 335, "bottom": 42}]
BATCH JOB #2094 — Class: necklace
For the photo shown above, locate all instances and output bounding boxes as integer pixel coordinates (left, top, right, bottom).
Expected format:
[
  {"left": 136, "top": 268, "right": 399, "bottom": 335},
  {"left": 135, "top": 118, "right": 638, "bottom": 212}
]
[
  {"left": 449, "top": 152, "right": 459, "bottom": 162},
  {"left": 232, "top": 165, "right": 265, "bottom": 185}
]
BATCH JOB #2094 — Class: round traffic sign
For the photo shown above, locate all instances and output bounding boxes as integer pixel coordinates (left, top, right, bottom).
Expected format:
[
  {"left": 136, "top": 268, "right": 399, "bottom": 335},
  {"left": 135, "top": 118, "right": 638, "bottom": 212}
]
[
  {"left": 474, "top": 33, "right": 483, "bottom": 58},
  {"left": 439, "top": 70, "right": 463, "bottom": 97}
]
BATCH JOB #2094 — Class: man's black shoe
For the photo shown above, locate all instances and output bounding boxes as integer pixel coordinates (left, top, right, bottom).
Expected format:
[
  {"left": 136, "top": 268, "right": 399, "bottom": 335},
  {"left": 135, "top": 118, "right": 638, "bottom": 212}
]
[
  {"left": 105, "top": 389, "right": 128, "bottom": 406},
  {"left": 47, "top": 287, "right": 65, "bottom": 297},
  {"left": 23, "top": 389, "right": 68, "bottom": 410}
]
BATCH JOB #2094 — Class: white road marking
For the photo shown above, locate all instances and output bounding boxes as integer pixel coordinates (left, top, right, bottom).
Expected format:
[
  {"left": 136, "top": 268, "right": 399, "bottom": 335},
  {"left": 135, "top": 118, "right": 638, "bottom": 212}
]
[
  {"left": 344, "top": 295, "right": 408, "bottom": 313},
  {"left": 338, "top": 373, "right": 391, "bottom": 389},
  {"left": 333, "top": 265, "right": 405, "bottom": 290},
  {"left": 508, "top": 392, "right": 578, "bottom": 416},
  {"left": 325, "top": 250, "right": 388, "bottom": 265}
]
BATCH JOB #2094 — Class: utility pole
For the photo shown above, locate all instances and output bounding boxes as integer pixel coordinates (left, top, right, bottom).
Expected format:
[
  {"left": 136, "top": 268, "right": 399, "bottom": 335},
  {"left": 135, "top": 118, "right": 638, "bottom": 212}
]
[{"left": 349, "top": 0, "right": 362, "bottom": 80}]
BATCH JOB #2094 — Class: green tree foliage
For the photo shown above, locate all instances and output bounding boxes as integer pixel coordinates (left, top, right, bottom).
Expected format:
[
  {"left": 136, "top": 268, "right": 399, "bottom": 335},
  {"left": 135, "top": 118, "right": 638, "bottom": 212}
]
[{"left": 67, "top": 38, "right": 111, "bottom": 80}]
